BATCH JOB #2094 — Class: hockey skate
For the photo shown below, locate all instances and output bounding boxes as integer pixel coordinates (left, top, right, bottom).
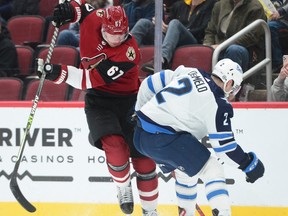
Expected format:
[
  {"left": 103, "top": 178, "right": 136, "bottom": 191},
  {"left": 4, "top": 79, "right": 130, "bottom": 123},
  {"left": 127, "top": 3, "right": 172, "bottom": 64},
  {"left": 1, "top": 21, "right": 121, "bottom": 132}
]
[
  {"left": 142, "top": 208, "right": 159, "bottom": 216},
  {"left": 117, "top": 183, "right": 134, "bottom": 214},
  {"left": 212, "top": 208, "right": 219, "bottom": 216},
  {"left": 212, "top": 208, "right": 231, "bottom": 216}
]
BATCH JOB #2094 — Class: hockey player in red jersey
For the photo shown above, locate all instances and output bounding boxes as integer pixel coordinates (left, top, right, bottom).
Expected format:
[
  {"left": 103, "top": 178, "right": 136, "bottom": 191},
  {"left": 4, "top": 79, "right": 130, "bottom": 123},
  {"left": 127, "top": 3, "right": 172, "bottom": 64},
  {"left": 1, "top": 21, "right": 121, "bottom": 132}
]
[{"left": 37, "top": 2, "right": 159, "bottom": 215}]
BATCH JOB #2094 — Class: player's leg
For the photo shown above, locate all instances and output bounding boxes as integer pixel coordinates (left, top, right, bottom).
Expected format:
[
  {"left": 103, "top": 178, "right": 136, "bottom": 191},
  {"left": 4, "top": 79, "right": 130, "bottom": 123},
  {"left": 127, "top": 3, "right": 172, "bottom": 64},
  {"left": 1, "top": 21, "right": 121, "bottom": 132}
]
[
  {"left": 198, "top": 156, "right": 231, "bottom": 216},
  {"left": 101, "top": 134, "right": 134, "bottom": 214},
  {"left": 85, "top": 95, "right": 136, "bottom": 214},
  {"left": 134, "top": 127, "right": 211, "bottom": 215},
  {"left": 131, "top": 157, "right": 159, "bottom": 216},
  {"left": 129, "top": 126, "right": 159, "bottom": 215},
  {"left": 174, "top": 169, "right": 198, "bottom": 216}
]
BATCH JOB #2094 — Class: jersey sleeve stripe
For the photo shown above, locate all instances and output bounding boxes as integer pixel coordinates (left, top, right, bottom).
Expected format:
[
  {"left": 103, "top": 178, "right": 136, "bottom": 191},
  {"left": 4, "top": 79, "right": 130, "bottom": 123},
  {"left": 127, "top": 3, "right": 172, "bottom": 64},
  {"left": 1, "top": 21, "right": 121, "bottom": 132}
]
[
  {"left": 147, "top": 76, "right": 156, "bottom": 94},
  {"left": 66, "top": 66, "right": 84, "bottom": 89},
  {"left": 160, "top": 70, "right": 166, "bottom": 88},
  {"left": 213, "top": 142, "right": 237, "bottom": 153},
  {"left": 208, "top": 132, "right": 233, "bottom": 140},
  {"left": 85, "top": 69, "right": 92, "bottom": 89}
]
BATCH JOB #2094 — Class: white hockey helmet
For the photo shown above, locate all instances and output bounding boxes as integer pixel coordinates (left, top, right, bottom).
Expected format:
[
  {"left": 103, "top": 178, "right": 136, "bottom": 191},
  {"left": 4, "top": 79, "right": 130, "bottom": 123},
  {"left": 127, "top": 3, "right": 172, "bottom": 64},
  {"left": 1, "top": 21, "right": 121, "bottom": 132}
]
[{"left": 212, "top": 58, "right": 243, "bottom": 97}]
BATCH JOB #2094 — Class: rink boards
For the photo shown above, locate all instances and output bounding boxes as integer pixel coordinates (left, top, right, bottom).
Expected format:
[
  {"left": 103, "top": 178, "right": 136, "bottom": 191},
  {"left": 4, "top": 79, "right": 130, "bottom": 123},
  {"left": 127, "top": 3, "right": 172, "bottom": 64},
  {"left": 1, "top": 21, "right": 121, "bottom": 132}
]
[{"left": 0, "top": 101, "right": 288, "bottom": 216}]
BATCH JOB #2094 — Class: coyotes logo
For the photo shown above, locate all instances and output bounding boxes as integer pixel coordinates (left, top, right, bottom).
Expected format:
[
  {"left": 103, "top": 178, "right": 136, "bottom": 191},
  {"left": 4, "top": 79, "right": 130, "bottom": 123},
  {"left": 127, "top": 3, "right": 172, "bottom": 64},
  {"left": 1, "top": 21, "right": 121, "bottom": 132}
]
[{"left": 81, "top": 53, "right": 107, "bottom": 69}]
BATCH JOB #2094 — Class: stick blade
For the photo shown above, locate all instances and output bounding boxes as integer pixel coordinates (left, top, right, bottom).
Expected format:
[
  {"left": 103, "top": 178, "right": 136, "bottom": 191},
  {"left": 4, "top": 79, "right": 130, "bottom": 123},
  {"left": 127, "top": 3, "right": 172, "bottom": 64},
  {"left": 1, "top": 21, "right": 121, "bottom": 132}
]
[{"left": 10, "top": 175, "right": 36, "bottom": 212}]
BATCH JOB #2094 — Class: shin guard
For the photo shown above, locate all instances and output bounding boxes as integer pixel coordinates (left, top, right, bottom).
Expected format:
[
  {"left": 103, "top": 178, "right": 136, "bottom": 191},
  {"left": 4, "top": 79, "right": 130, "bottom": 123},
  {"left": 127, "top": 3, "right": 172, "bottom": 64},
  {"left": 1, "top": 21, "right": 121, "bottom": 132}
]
[{"left": 132, "top": 157, "right": 158, "bottom": 211}]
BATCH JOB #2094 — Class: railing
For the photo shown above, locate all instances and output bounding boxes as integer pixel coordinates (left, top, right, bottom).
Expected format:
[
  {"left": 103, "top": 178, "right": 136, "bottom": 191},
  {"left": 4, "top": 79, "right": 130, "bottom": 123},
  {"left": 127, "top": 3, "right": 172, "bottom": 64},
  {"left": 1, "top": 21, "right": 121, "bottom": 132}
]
[
  {"left": 154, "top": 0, "right": 163, "bottom": 73},
  {"left": 212, "top": 19, "right": 272, "bottom": 101}
]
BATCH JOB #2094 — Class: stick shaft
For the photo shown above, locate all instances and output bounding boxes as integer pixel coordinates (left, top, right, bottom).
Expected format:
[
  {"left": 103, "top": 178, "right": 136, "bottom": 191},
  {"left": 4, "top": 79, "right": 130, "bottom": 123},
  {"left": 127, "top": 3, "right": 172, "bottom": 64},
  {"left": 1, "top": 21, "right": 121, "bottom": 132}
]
[
  {"left": 10, "top": 26, "right": 60, "bottom": 213},
  {"left": 196, "top": 204, "right": 206, "bottom": 216}
]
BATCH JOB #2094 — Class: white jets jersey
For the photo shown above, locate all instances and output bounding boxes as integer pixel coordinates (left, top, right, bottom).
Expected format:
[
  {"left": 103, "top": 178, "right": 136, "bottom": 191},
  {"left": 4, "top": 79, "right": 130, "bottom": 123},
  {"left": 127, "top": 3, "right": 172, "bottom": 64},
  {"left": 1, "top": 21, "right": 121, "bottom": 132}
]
[{"left": 136, "top": 66, "right": 245, "bottom": 167}]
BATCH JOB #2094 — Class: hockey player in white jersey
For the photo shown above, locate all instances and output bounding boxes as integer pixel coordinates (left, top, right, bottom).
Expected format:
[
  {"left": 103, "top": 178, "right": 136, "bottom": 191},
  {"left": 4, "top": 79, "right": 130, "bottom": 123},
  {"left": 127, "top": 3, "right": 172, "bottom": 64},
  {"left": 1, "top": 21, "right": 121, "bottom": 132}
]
[{"left": 133, "top": 59, "right": 265, "bottom": 216}]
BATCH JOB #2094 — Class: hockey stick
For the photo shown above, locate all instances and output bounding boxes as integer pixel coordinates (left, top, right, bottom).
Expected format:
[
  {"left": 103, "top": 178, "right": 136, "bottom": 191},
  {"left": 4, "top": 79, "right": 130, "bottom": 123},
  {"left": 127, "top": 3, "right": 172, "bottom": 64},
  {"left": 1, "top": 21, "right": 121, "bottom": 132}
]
[
  {"left": 9, "top": 23, "right": 60, "bottom": 213},
  {"left": 196, "top": 203, "right": 206, "bottom": 216}
]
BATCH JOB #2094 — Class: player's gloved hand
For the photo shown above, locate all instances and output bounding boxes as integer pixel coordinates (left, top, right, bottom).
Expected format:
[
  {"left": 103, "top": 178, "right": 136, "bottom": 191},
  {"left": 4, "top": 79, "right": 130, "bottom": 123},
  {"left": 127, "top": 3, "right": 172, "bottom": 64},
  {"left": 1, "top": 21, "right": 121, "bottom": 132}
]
[
  {"left": 239, "top": 152, "right": 265, "bottom": 183},
  {"left": 35, "top": 58, "right": 62, "bottom": 81},
  {"left": 126, "top": 104, "right": 137, "bottom": 125},
  {"left": 53, "top": 2, "right": 75, "bottom": 27},
  {"left": 129, "top": 112, "right": 137, "bottom": 125}
]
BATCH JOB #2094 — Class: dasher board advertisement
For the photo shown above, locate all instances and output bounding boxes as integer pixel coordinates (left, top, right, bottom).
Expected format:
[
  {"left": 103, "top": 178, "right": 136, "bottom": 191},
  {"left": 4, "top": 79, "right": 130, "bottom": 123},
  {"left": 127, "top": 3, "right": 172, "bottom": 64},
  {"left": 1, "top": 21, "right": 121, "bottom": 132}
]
[{"left": 0, "top": 102, "right": 288, "bottom": 216}]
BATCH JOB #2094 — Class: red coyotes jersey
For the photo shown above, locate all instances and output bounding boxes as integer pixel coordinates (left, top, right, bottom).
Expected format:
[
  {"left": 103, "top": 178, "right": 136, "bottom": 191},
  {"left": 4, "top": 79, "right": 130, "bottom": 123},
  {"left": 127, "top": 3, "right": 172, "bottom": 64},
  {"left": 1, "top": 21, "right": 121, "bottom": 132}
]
[{"left": 69, "top": 0, "right": 140, "bottom": 96}]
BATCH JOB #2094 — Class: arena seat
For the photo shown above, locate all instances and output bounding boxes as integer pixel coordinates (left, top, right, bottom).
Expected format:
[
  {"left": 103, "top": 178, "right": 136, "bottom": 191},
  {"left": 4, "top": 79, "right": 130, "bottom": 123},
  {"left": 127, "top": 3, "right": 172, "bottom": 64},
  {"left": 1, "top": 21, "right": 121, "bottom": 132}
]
[
  {"left": 15, "top": 45, "right": 34, "bottom": 76},
  {"left": 0, "top": 77, "right": 23, "bottom": 100},
  {"left": 39, "top": 0, "right": 59, "bottom": 18},
  {"left": 7, "top": 15, "right": 46, "bottom": 46},
  {"left": 171, "top": 45, "right": 214, "bottom": 72},
  {"left": 69, "top": 88, "right": 86, "bottom": 101},
  {"left": 43, "top": 22, "right": 70, "bottom": 45},
  {"left": 139, "top": 46, "right": 154, "bottom": 80},
  {"left": 37, "top": 45, "right": 80, "bottom": 67},
  {"left": 24, "top": 79, "right": 69, "bottom": 101}
]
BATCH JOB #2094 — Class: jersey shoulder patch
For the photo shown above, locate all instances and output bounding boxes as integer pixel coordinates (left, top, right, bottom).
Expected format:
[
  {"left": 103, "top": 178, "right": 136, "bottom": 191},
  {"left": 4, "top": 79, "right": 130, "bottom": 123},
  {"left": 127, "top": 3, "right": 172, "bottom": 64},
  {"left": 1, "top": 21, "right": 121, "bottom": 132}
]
[
  {"left": 96, "top": 9, "right": 105, "bottom": 17},
  {"left": 126, "top": 47, "right": 136, "bottom": 61}
]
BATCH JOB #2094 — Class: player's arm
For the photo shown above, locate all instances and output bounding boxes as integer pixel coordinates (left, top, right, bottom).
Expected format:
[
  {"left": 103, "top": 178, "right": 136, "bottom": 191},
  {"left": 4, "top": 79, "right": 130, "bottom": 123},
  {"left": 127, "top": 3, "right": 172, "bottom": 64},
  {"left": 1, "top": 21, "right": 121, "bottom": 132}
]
[
  {"left": 53, "top": 0, "right": 95, "bottom": 26},
  {"left": 35, "top": 58, "right": 136, "bottom": 90},
  {"left": 207, "top": 103, "right": 264, "bottom": 183}
]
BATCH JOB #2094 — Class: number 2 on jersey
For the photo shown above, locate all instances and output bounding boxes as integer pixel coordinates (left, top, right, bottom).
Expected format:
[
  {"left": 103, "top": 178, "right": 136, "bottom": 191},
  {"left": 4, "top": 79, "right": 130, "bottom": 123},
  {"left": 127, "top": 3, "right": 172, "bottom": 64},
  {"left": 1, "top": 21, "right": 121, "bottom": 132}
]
[{"left": 156, "top": 78, "right": 192, "bottom": 104}]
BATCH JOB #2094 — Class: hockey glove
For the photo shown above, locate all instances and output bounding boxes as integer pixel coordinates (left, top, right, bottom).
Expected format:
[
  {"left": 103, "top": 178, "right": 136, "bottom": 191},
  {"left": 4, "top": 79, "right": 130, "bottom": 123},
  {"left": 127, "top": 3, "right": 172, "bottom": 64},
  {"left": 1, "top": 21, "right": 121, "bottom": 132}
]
[
  {"left": 239, "top": 152, "right": 265, "bottom": 183},
  {"left": 53, "top": 2, "right": 75, "bottom": 27},
  {"left": 36, "top": 58, "right": 65, "bottom": 83}
]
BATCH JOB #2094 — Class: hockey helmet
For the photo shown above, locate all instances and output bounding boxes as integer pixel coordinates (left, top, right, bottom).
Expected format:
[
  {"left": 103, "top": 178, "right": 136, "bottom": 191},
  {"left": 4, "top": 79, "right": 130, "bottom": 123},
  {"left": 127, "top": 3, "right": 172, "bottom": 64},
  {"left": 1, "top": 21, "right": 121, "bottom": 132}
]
[
  {"left": 101, "top": 6, "right": 128, "bottom": 47},
  {"left": 212, "top": 58, "right": 243, "bottom": 97}
]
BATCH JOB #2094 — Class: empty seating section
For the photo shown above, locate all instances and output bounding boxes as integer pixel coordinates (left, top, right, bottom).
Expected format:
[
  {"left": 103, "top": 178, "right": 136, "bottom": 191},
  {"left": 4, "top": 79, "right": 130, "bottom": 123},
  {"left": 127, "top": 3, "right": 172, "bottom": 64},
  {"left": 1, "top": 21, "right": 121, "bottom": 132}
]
[
  {"left": 15, "top": 45, "right": 34, "bottom": 76},
  {"left": 171, "top": 45, "right": 214, "bottom": 72},
  {"left": 24, "top": 79, "right": 69, "bottom": 101},
  {"left": 7, "top": 15, "right": 46, "bottom": 46},
  {"left": 139, "top": 45, "right": 214, "bottom": 81},
  {"left": 0, "top": 78, "right": 23, "bottom": 100},
  {"left": 37, "top": 45, "right": 80, "bottom": 66}
]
